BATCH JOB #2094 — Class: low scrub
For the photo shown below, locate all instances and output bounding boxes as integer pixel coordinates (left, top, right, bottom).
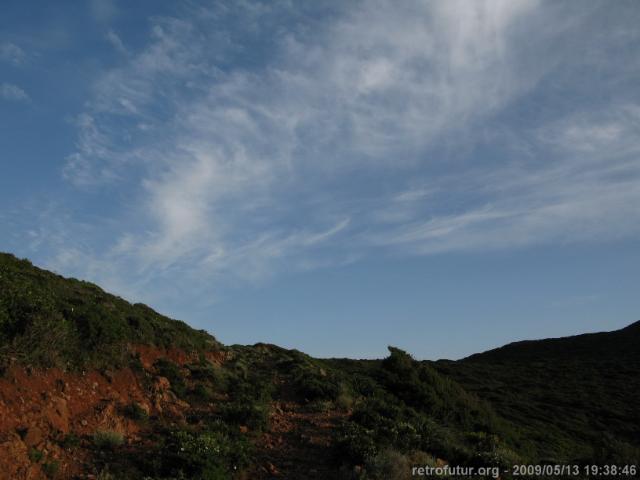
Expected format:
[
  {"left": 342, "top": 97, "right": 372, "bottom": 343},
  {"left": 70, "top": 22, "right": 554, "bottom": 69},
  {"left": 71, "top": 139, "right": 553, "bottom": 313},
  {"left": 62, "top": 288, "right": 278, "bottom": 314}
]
[{"left": 93, "top": 430, "right": 125, "bottom": 450}]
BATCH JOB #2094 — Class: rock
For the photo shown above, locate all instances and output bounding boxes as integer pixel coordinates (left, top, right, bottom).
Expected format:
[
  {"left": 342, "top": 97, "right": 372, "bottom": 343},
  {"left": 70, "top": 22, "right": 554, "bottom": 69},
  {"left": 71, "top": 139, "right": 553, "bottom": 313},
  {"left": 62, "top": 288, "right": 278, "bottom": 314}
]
[
  {"left": 44, "top": 397, "right": 69, "bottom": 433},
  {"left": 163, "top": 391, "right": 178, "bottom": 402},
  {"left": 153, "top": 395, "right": 163, "bottom": 413},
  {"left": 23, "top": 426, "right": 43, "bottom": 447},
  {"left": 137, "top": 401, "right": 151, "bottom": 415},
  {"left": 153, "top": 376, "right": 170, "bottom": 392}
]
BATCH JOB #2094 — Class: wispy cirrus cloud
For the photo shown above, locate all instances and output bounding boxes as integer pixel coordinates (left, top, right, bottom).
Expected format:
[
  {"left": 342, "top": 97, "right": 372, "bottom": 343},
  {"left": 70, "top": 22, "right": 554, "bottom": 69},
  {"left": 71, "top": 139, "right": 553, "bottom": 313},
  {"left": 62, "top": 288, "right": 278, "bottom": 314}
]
[
  {"left": 105, "top": 30, "right": 128, "bottom": 56},
  {"left": 0, "top": 82, "right": 29, "bottom": 102},
  {"left": 48, "top": 0, "right": 640, "bottom": 305},
  {"left": 0, "top": 42, "right": 25, "bottom": 64}
]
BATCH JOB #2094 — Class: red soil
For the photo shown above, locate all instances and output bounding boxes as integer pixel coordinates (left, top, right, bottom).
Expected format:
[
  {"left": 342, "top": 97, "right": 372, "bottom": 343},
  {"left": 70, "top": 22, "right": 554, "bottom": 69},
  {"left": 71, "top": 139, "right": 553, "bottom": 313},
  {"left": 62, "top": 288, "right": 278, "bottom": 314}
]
[{"left": 0, "top": 345, "right": 215, "bottom": 480}]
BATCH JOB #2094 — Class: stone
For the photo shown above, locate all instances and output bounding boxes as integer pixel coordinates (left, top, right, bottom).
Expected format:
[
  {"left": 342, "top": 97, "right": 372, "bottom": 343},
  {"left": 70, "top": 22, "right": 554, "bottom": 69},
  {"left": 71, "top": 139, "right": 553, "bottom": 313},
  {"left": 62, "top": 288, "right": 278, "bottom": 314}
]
[
  {"left": 23, "top": 426, "right": 43, "bottom": 447},
  {"left": 44, "top": 397, "right": 69, "bottom": 433}
]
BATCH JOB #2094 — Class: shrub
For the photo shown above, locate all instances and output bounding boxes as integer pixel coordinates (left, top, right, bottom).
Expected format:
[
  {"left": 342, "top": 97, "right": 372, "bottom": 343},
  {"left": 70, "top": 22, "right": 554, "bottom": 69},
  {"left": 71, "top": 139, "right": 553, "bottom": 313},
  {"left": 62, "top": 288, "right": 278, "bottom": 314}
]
[
  {"left": 154, "top": 359, "right": 187, "bottom": 398},
  {"left": 365, "top": 449, "right": 411, "bottom": 480},
  {"left": 156, "top": 427, "right": 252, "bottom": 479},
  {"left": 60, "top": 433, "right": 81, "bottom": 449},
  {"left": 191, "top": 383, "right": 214, "bottom": 402},
  {"left": 336, "top": 422, "right": 378, "bottom": 464},
  {"left": 123, "top": 401, "right": 149, "bottom": 421},
  {"left": 187, "top": 361, "right": 217, "bottom": 381},
  {"left": 220, "top": 399, "right": 269, "bottom": 431},
  {"left": 42, "top": 460, "right": 60, "bottom": 478},
  {"left": 93, "top": 430, "right": 125, "bottom": 449},
  {"left": 308, "top": 399, "right": 335, "bottom": 413},
  {"left": 292, "top": 364, "right": 342, "bottom": 401},
  {"left": 28, "top": 448, "right": 44, "bottom": 463},
  {"left": 336, "top": 392, "right": 355, "bottom": 411}
]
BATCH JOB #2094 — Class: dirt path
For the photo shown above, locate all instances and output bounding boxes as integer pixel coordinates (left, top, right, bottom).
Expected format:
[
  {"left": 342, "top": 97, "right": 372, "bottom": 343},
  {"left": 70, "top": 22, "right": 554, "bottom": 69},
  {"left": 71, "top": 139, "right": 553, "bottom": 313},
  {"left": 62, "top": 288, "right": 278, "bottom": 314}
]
[{"left": 252, "top": 400, "right": 349, "bottom": 479}]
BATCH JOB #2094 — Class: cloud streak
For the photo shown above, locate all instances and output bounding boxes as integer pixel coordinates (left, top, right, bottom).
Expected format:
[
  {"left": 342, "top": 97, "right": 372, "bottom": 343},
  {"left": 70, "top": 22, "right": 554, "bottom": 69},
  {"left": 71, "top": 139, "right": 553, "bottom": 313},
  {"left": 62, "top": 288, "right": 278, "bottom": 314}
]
[
  {"left": 49, "top": 0, "right": 640, "bottom": 305},
  {"left": 0, "top": 83, "right": 29, "bottom": 102},
  {"left": 0, "top": 43, "right": 25, "bottom": 64}
]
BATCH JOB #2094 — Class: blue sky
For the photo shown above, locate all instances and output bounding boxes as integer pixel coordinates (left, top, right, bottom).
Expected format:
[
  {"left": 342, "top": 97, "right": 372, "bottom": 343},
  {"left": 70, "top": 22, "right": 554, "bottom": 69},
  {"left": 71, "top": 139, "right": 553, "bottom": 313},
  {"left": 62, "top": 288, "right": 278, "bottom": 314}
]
[{"left": 1, "top": 0, "right": 639, "bottom": 359}]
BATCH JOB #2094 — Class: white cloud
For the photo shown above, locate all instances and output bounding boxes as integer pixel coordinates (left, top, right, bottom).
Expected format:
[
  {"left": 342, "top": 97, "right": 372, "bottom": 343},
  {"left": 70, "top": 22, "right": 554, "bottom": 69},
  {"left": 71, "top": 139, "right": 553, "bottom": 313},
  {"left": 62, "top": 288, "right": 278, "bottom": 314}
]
[
  {"left": 53, "top": 0, "right": 640, "bottom": 302},
  {"left": 0, "top": 83, "right": 29, "bottom": 102},
  {"left": 368, "top": 103, "right": 640, "bottom": 253},
  {"left": 539, "top": 106, "right": 640, "bottom": 158},
  {"left": 0, "top": 43, "right": 25, "bottom": 64},
  {"left": 63, "top": 114, "right": 120, "bottom": 185},
  {"left": 106, "top": 30, "right": 127, "bottom": 55}
]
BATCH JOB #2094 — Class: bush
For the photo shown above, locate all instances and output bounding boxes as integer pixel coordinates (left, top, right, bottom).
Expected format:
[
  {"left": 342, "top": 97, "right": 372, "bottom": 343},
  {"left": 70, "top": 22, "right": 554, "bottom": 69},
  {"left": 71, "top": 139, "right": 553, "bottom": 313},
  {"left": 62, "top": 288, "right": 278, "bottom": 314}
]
[
  {"left": 308, "top": 399, "right": 335, "bottom": 413},
  {"left": 42, "top": 460, "right": 60, "bottom": 478},
  {"left": 336, "top": 392, "right": 355, "bottom": 411},
  {"left": 292, "top": 364, "right": 342, "bottom": 401},
  {"left": 155, "top": 427, "right": 252, "bottom": 479},
  {"left": 60, "top": 433, "right": 81, "bottom": 449},
  {"left": 93, "top": 430, "right": 125, "bottom": 449},
  {"left": 220, "top": 399, "right": 269, "bottom": 431},
  {"left": 28, "top": 448, "right": 44, "bottom": 463},
  {"left": 365, "top": 449, "right": 411, "bottom": 480},
  {"left": 123, "top": 401, "right": 149, "bottom": 421},
  {"left": 336, "top": 422, "right": 378, "bottom": 464},
  {"left": 191, "top": 383, "right": 214, "bottom": 402},
  {"left": 154, "top": 359, "right": 187, "bottom": 398}
]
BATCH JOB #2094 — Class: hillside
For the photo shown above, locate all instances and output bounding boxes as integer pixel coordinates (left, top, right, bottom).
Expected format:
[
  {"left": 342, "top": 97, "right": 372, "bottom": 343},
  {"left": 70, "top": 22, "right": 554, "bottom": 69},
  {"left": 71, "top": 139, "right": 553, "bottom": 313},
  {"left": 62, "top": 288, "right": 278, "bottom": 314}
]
[
  {"left": 0, "top": 253, "right": 218, "bottom": 372},
  {"left": 0, "top": 253, "right": 638, "bottom": 479},
  {"left": 463, "top": 321, "right": 640, "bottom": 363},
  {"left": 435, "top": 324, "right": 640, "bottom": 463}
]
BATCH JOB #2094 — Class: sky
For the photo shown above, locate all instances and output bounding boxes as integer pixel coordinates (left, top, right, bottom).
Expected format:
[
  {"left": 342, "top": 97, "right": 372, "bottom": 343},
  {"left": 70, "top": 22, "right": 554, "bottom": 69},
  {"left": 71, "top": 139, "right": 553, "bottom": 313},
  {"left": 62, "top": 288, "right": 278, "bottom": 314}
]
[{"left": 1, "top": 0, "right": 639, "bottom": 360}]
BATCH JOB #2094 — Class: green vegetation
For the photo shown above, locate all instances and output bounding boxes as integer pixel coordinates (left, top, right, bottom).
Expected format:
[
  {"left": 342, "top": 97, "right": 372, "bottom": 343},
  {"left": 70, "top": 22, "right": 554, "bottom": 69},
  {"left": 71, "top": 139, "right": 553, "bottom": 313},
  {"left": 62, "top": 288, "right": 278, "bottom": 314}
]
[
  {"left": 363, "top": 449, "right": 436, "bottom": 480},
  {"left": 42, "top": 460, "right": 60, "bottom": 478},
  {"left": 1, "top": 252, "right": 639, "bottom": 477},
  {"left": 155, "top": 426, "right": 252, "bottom": 479},
  {"left": 28, "top": 447, "right": 44, "bottom": 463},
  {"left": 331, "top": 347, "right": 525, "bottom": 472},
  {"left": 122, "top": 401, "right": 149, "bottom": 421},
  {"left": 60, "top": 433, "right": 81, "bottom": 449},
  {"left": 28, "top": 448, "right": 59, "bottom": 478},
  {"left": 93, "top": 430, "right": 125, "bottom": 450},
  {"left": 154, "top": 358, "right": 188, "bottom": 398},
  {"left": 435, "top": 323, "right": 640, "bottom": 463},
  {"left": 0, "top": 253, "right": 219, "bottom": 372}
]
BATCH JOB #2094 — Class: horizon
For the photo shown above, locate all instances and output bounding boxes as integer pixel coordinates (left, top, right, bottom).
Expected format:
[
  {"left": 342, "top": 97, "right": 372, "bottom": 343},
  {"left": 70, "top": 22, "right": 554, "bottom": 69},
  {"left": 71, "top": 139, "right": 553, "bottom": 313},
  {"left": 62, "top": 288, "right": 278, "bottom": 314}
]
[
  {"left": 3, "top": 250, "right": 639, "bottom": 362},
  {"left": 2, "top": 0, "right": 639, "bottom": 360}
]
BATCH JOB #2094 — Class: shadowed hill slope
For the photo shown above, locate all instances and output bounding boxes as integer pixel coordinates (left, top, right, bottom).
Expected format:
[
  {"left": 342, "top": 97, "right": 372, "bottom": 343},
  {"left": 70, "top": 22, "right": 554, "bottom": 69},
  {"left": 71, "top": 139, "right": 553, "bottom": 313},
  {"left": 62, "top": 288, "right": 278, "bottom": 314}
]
[
  {"left": 1, "top": 252, "right": 639, "bottom": 479},
  {"left": 435, "top": 322, "right": 640, "bottom": 463},
  {"left": 463, "top": 321, "right": 640, "bottom": 363},
  {"left": 0, "top": 252, "right": 219, "bottom": 372}
]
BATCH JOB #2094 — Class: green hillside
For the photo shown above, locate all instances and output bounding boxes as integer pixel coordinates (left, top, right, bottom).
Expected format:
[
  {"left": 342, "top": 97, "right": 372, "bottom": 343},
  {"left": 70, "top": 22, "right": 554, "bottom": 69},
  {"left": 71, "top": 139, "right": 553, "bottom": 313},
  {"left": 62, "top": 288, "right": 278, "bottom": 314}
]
[
  {"left": 0, "top": 252, "right": 218, "bottom": 372},
  {"left": 0, "top": 252, "right": 638, "bottom": 479},
  {"left": 435, "top": 324, "right": 640, "bottom": 464}
]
